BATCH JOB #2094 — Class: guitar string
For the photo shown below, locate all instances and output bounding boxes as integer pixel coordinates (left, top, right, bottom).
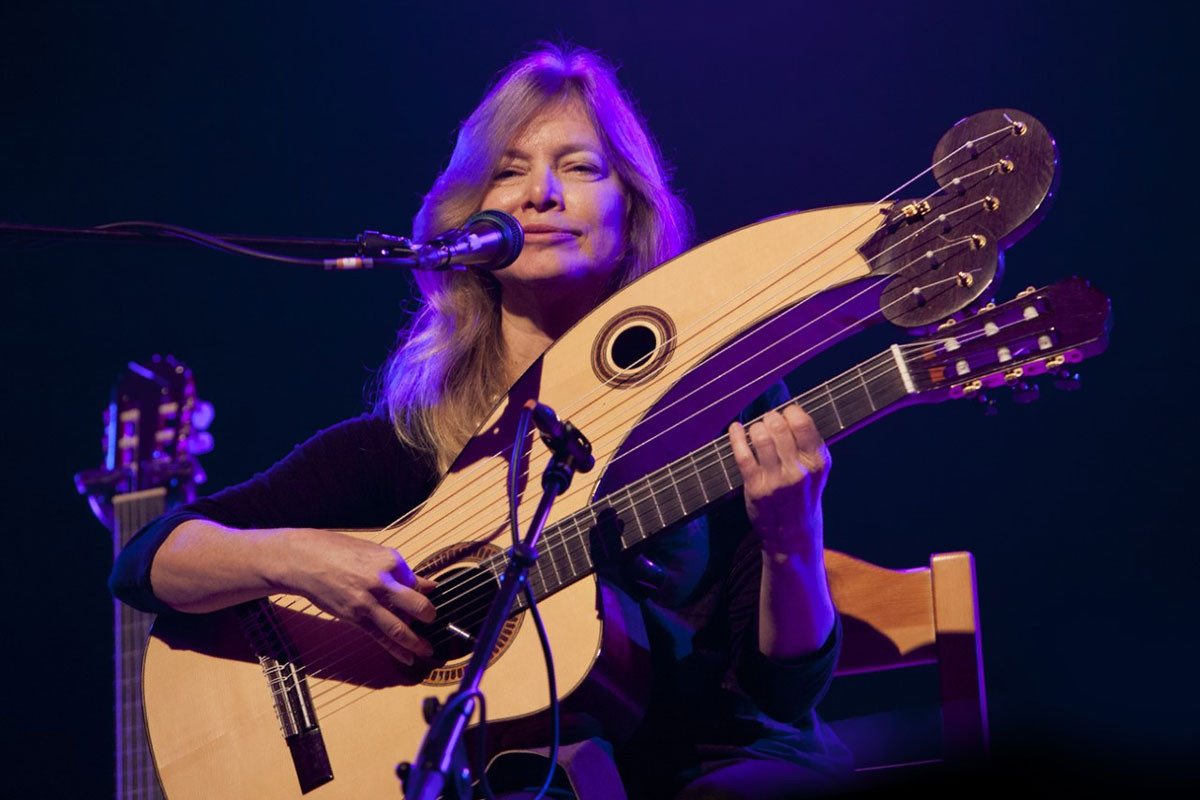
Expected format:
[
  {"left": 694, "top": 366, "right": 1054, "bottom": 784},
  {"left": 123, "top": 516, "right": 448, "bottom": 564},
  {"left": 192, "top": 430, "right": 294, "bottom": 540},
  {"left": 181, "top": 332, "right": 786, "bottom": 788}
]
[
  {"left": 420, "top": 317, "right": 1034, "bottom": 635},
  {"left": 292, "top": 272, "right": 973, "bottom": 687},
  {"left": 295, "top": 264, "right": 1020, "bottom": 691},
  {"left": 334, "top": 126, "right": 1017, "bottom": 564},
  {"left": 340, "top": 283, "right": 1048, "bottom": 670},
  {"left": 268, "top": 127, "right": 1020, "bottom": 653},
  {"left": 269, "top": 128, "right": 1017, "bottom": 634},
  {"left": 305, "top": 309, "right": 1045, "bottom": 713},
  {"left": 299, "top": 309, "right": 1015, "bottom": 697},
  {"left": 355, "top": 166, "right": 1011, "bottom": 574},
  {"left": 297, "top": 348, "right": 910, "bottom": 696},
  {"left": 338, "top": 219, "right": 986, "bottom": 608},
  {"left": 157, "top": 123, "right": 1041, "bottom": 738},
  {"left": 342, "top": 323, "right": 1009, "bottom": 661},
  {"left": 302, "top": 349, "right": 937, "bottom": 714},
  {"left": 296, "top": 351, "right": 904, "bottom": 704},
  {"left": 391, "top": 266, "right": 984, "bottom": 609},
  {"left": 356, "top": 161, "right": 1007, "bottom": 558},
  {"left": 269, "top": 210, "right": 893, "bottom": 626}
]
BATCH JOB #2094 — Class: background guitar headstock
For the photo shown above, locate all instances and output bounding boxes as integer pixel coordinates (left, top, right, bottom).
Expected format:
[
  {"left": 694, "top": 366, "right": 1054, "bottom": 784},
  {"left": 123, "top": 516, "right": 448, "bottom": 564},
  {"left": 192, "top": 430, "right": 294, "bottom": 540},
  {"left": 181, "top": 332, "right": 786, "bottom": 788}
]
[{"left": 75, "top": 355, "right": 213, "bottom": 532}]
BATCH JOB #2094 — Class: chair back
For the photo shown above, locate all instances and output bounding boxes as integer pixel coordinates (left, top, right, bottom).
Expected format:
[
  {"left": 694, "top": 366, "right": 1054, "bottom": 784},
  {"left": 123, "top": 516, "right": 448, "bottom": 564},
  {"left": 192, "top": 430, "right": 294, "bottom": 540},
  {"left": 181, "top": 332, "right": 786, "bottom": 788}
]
[{"left": 825, "top": 549, "right": 989, "bottom": 764}]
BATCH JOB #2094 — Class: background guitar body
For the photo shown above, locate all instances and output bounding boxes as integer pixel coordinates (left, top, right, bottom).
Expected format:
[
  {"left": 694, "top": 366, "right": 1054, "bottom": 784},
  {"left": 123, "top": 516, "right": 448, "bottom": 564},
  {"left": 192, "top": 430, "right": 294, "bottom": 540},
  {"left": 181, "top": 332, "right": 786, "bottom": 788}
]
[{"left": 144, "top": 110, "right": 1060, "bottom": 798}]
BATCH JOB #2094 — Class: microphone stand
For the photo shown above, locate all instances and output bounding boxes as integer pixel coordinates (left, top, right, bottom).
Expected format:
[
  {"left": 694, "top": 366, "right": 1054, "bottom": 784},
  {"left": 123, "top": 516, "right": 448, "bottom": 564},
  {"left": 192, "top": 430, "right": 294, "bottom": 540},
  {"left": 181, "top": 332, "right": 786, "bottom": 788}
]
[{"left": 398, "top": 404, "right": 593, "bottom": 800}]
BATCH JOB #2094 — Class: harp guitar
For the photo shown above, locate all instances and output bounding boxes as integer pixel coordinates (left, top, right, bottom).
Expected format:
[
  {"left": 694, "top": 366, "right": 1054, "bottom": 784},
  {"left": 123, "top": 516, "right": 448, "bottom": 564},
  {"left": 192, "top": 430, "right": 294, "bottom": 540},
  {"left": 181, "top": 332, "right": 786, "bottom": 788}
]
[{"left": 143, "top": 110, "right": 1062, "bottom": 797}]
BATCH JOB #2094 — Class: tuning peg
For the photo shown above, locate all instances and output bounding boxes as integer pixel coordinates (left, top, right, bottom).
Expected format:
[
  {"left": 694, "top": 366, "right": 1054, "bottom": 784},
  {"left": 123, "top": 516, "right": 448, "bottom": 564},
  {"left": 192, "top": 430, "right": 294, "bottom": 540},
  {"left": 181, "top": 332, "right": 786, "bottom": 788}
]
[
  {"left": 978, "top": 393, "right": 999, "bottom": 416},
  {"left": 1011, "top": 381, "right": 1040, "bottom": 404},
  {"left": 191, "top": 399, "right": 215, "bottom": 431},
  {"left": 187, "top": 431, "right": 215, "bottom": 455},
  {"left": 1053, "top": 371, "right": 1082, "bottom": 392}
]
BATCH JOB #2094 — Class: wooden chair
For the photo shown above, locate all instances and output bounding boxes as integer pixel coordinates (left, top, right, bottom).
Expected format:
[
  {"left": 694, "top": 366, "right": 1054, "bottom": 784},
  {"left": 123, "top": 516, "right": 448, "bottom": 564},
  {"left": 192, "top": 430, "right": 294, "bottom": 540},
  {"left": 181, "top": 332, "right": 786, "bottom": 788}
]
[{"left": 824, "top": 549, "right": 989, "bottom": 771}]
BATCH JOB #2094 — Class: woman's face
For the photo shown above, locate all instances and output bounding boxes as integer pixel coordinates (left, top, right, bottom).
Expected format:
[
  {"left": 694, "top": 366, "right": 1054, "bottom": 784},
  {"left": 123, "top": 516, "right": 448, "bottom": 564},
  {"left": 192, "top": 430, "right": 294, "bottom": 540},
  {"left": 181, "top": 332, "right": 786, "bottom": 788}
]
[{"left": 481, "top": 98, "right": 627, "bottom": 296}]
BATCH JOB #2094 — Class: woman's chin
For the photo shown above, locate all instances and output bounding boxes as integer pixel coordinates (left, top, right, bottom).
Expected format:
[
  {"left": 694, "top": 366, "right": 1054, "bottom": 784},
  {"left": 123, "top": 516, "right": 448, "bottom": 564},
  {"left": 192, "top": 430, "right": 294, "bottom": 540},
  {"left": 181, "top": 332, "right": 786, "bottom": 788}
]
[{"left": 498, "top": 260, "right": 617, "bottom": 292}]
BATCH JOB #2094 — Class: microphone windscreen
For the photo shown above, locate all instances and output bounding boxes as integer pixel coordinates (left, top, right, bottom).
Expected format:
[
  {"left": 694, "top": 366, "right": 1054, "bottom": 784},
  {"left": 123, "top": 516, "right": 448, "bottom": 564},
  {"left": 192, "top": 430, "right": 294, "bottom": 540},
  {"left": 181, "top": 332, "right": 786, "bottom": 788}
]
[{"left": 467, "top": 210, "right": 523, "bottom": 269}]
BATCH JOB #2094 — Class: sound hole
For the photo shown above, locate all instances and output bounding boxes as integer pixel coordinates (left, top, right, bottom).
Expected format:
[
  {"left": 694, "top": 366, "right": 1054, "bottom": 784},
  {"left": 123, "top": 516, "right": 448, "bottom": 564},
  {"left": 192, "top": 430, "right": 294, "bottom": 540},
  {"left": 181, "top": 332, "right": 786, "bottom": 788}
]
[
  {"left": 414, "top": 565, "right": 501, "bottom": 662},
  {"left": 611, "top": 324, "right": 657, "bottom": 370}
]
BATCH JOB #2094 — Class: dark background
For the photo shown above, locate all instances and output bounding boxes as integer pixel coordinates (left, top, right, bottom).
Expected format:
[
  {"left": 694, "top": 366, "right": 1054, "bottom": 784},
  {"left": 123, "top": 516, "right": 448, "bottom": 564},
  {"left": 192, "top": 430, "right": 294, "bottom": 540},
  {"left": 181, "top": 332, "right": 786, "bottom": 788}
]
[{"left": 2, "top": 1, "right": 1193, "bottom": 795}]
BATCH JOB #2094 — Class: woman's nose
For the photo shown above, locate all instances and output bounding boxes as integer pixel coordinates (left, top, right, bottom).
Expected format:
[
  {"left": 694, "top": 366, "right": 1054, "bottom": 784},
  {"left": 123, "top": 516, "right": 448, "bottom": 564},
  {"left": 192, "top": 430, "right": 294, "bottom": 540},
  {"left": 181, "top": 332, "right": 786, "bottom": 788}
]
[{"left": 524, "top": 166, "right": 562, "bottom": 212}]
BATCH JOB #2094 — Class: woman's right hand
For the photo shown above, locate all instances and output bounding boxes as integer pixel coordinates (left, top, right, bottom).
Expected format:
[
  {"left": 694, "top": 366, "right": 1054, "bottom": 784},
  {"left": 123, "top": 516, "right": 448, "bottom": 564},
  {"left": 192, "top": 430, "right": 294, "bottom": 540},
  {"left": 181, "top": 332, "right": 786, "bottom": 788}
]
[{"left": 275, "top": 529, "right": 438, "bottom": 665}]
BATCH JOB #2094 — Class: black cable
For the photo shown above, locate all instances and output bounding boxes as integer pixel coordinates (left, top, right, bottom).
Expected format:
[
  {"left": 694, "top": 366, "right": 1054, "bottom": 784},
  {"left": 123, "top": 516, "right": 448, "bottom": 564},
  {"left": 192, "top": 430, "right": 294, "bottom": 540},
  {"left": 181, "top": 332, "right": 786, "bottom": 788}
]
[
  {"left": 94, "top": 220, "right": 333, "bottom": 266},
  {"left": 473, "top": 404, "right": 561, "bottom": 800}
]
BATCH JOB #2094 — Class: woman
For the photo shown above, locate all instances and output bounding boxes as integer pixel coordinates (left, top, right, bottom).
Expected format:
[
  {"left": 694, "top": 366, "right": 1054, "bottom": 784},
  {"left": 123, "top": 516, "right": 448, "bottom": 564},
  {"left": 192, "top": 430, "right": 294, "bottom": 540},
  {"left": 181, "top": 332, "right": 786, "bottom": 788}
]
[{"left": 112, "top": 43, "right": 849, "bottom": 799}]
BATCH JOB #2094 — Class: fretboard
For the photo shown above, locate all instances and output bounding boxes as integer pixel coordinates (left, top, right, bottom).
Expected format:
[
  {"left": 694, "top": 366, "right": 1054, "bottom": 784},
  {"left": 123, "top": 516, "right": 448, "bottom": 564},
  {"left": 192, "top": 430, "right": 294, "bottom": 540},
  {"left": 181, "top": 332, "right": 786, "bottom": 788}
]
[
  {"left": 500, "top": 346, "right": 915, "bottom": 609},
  {"left": 113, "top": 488, "right": 168, "bottom": 800}
]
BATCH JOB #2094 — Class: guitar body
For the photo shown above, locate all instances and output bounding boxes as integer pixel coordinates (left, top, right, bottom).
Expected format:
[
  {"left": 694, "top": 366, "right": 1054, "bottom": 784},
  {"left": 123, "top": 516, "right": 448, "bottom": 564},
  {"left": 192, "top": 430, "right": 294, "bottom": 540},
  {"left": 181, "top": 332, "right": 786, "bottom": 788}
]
[{"left": 145, "top": 203, "right": 885, "bottom": 798}]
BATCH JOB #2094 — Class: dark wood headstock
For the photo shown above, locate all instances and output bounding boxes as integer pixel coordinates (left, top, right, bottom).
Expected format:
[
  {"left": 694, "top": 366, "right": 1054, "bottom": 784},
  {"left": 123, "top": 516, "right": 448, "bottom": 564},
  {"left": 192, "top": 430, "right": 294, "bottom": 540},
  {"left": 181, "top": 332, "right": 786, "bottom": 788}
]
[
  {"left": 861, "top": 109, "right": 1059, "bottom": 330},
  {"left": 902, "top": 276, "right": 1109, "bottom": 403}
]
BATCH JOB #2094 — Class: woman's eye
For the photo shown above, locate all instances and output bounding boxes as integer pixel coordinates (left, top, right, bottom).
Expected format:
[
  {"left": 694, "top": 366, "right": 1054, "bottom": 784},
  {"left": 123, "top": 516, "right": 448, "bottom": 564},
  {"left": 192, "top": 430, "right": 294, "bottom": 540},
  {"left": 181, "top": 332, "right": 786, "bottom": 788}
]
[
  {"left": 492, "top": 167, "right": 519, "bottom": 180},
  {"left": 568, "top": 163, "right": 601, "bottom": 175}
]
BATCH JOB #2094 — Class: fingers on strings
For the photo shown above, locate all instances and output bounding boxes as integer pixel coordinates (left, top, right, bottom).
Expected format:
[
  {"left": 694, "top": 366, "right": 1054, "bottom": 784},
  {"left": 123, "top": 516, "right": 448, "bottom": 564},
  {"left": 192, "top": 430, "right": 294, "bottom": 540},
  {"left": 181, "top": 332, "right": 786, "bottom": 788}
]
[{"left": 730, "top": 407, "right": 828, "bottom": 480}]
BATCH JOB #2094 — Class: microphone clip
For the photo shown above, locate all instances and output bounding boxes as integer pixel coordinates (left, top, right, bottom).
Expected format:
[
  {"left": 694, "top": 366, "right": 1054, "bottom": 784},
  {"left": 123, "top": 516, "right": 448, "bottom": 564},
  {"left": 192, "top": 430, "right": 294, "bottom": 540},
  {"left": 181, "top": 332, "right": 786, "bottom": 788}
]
[{"left": 524, "top": 400, "right": 595, "bottom": 481}]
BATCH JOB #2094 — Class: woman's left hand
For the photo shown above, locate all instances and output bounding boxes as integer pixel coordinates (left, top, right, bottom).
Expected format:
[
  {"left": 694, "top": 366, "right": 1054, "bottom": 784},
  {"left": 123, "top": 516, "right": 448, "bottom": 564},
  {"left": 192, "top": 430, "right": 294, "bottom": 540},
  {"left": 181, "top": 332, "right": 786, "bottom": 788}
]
[
  {"left": 728, "top": 405, "right": 830, "bottom": 557},
  {"left": 730, "top": 404, "right": 836, "bottom": 659}
]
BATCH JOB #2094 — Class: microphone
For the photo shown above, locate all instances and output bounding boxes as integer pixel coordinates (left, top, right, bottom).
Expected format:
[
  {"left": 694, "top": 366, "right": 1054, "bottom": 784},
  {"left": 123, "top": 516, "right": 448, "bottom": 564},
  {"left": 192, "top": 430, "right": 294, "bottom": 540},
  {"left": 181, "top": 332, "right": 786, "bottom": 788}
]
[{"left": 415, "top": 210, "right": 524, "bottom": 271}]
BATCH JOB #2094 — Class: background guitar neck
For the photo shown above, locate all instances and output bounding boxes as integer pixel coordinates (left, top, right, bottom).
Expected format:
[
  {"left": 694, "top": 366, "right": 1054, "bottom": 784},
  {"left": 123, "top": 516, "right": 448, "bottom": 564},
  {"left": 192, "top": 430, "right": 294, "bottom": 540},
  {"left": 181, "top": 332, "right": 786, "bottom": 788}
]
[{"left": 113, "top": 489, "right": 168, "bottom": 800}]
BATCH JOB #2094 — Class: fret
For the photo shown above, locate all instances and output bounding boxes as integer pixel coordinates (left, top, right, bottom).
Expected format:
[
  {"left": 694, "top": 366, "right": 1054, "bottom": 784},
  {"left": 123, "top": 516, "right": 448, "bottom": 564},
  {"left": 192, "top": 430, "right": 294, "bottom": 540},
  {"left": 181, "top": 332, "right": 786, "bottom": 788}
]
[
  {"left": 526, "top": 560, "right": 549, "bottom": 599},
  {"left": 560, "top": 513, "right": 593, "bottom": 578},
  {"left": 823, "top": 382, "right": 844, "bottom": 430},
  {"left": 544, "top": 536, "right": 564, "bottom": 588},
  {"left": 646, "top": 481, "right": 667, "bottom": 530},
  {"left": 696, "top": 445, "right": 730, "bottom": 502},
  {"left": 659, "top": 462, "right": 687, "bottom": 523},
  {"left": 502, "top": 351, "right": 913, "bottom": 614},
  {"left": 714, "top": 442, "right": 735, "bottom": 491},
  {"left": 687, "top": 451, "right": 711, "bottom": 504},
  {"left": 855, "top": 364, "right": 877, "bottom": 412},
  {"left": 558, "top": 523, "right": 578, "bottom": 577},
  {"left": 618, "top": 485, "right": 648, "bottom": 545}
]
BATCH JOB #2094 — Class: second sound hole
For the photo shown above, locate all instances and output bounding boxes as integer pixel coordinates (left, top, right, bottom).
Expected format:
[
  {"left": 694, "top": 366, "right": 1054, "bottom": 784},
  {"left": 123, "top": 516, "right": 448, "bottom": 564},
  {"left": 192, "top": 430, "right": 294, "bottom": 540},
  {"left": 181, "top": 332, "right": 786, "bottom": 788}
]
[{"left": 611, "top": 324, "right": 658, "bottom": 371}]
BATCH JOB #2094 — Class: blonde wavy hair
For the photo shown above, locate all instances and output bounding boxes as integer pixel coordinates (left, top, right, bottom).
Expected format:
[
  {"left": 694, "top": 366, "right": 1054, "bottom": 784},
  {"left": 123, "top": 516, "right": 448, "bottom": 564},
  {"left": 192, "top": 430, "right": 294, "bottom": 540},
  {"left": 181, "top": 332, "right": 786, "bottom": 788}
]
[{"left": 378, "top": 43, "right": 692, "bottom": 471}]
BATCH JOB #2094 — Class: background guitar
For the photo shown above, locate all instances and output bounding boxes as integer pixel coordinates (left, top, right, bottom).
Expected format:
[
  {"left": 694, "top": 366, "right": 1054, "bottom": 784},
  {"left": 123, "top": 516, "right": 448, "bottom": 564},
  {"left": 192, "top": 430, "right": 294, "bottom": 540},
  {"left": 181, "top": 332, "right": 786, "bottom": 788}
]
[{"left": 75, "top": 355, "right": 213, "bottom": 800}]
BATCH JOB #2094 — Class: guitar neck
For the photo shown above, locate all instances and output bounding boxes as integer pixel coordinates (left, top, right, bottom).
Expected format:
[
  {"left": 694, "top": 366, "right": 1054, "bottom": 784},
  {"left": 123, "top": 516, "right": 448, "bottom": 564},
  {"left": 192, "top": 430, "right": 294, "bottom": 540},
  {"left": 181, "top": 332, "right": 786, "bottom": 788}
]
[
  {"left": 503, "top": 346, "right": 914, "bottom": 608},
  {"left": 113, "top": 489, "right": 168, "bottom": 800}
]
